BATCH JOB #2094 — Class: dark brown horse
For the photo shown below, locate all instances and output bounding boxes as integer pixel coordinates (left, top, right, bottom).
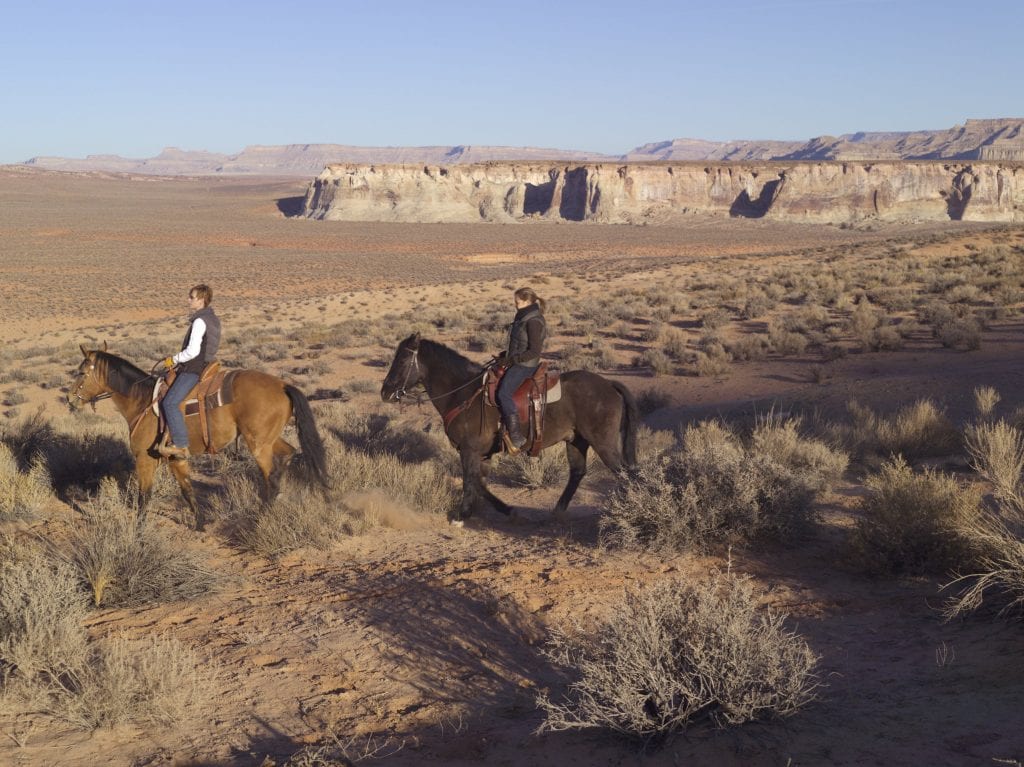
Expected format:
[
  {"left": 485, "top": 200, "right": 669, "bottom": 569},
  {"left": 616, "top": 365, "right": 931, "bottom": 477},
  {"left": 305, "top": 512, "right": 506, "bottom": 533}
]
[
  {"left": 69, "top": 344, "right": 328, "bottom": 530},
  {"left": 381, "top": 333, "right": 637, "bottom": 523}
]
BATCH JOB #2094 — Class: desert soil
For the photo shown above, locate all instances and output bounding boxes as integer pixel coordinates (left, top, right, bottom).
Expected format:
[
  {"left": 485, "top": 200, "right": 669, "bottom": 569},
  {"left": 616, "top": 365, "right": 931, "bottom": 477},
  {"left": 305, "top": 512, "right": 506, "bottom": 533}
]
[{"left": 1, "top": 168, "right": 1022, "bottom": 766}]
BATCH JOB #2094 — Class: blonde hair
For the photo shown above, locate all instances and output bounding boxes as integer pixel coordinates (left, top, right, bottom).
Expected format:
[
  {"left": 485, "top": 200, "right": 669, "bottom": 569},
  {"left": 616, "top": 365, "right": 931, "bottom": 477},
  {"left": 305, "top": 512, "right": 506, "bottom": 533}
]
[
  {"left": 190, "top": 284, "right": 213, "bottom": 306},
  {"left": 514, "top": 287, "right": 546, "bottom": 313}
]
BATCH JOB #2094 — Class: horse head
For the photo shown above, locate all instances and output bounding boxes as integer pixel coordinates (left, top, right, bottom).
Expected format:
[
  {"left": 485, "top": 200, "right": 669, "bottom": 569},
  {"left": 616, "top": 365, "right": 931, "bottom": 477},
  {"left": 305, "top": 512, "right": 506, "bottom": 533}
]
[
  {"left": 68, "top": 342, "right": 110, "bottom": 411},
  {"left": 381, "top": 332, "right": 421, "bottom": 402}
]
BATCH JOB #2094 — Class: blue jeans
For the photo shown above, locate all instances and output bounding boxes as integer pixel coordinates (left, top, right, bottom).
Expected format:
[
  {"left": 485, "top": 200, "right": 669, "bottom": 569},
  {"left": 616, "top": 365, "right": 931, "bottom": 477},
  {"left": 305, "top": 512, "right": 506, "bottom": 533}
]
[
  {"left": 162, "top": 371, "right": 199, "bottom": 448},
  {"left": 496, "top": 363, "right": 537, "bottom": 419}
]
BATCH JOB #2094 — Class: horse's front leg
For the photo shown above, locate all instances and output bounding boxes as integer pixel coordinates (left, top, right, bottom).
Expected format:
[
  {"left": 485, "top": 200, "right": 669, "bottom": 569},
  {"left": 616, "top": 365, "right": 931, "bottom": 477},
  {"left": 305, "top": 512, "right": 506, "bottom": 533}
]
[{"left": 134, "top": 452, "right": 158, "bottom": 529}]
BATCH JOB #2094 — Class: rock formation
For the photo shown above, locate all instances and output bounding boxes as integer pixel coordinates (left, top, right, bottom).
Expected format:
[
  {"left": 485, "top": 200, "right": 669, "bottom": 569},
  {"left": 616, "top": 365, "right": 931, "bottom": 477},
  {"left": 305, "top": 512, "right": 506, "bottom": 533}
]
[
  {"left": 18, "top": 119, "right": 1024, "bottom": 176},
  {"left": 302, "top": 161, "right": 1024, "bottom": 224}
]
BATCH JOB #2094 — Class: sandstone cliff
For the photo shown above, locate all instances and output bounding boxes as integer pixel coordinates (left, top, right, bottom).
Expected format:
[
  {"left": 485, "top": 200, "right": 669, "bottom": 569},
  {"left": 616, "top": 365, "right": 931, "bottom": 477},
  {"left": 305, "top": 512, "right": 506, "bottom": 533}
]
[{"left": 302, "top": 161, "right": 1024, "bottom": 224}]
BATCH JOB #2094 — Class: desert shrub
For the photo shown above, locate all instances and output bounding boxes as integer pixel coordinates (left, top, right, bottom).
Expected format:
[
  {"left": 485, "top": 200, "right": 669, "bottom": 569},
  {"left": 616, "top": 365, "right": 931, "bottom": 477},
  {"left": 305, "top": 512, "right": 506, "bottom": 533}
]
[
  {"left": 492, "top": 448, "right": 567, "bottom": 489},
  {"left": 635, "top": 425, "right": 675, "bottom": 466},
  {"left": 602, "top": 418, "right": 846, "bottom": 552},
  {"left": 561, "top": 342, "right": 602, "bottom": 372},
  {"left": 636, "top": 389, "right": 671, "bottom": 416},
  {"left": 848, "top": 457, "right": 980, "bottom": 576},
  {"left": 698, "top": 307, "right": 730, "bottom": 330},
  {"left": 537, "top": 573, "right": 820, "bottom": 743},
  {"left": 839, "top": 399, "right": 960, "bottom": 461},
  {"left": 3, "top": 633, "right": 208, "bottom": 731},
  {"left": 935, "top": 315, "right": 983, "bottom": 350},
  {"left": 740, "top": 291, "right": 774, "bottom": 319},
  {"left": 973, "top": 386, "right": 1001, "bottom": 422},
  {"left": 0, "top": 442, "right": 51, "bottom": 520},
  {"left": 219, "top": 436, "right": 455, "bottom": 556},
  {"left": 692, "top": 345, "right": 731, "bottom": 377},
  {"left": 70, "top": 480, "right": 223, "bottom": 607},
  {"left": 661, "top": 328, "right": 689, "bottom": 362},
  {"left": 320, "top": 406, "right": 442, "bottom": 464},
  {"left": 638, "top": 348, "right": 673, "bottom": 376},
  {"left": 216, "top": 475, "right": 354, "bottom": 557},
  {"left": 1, "top": 409, "right": 133, "bottom": 499},
  {"left": 0, "top": 542, "right": 90, "bottom": 679},
  {"left": 640, "top": 321, "right": 664, "bottom": 343},
  {"left": 726, "top": 334, "right": 770, "bottom": 362},
  {"left": 767, "top": 319, "right": 809, "bottom": 357},
  {"left": 944, "top": 420, "right": 1024, "bottom": 618}
]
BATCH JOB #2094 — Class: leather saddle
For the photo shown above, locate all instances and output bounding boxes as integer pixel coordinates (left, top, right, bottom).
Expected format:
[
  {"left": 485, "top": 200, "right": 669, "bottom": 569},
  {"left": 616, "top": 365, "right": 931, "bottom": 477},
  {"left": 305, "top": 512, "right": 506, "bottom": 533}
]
[
  {"left": 152, "top": 362, "right": 237, "bottom": 454},
  {"left": 486, "top": 362, "right": 562, "bottom": 455}
]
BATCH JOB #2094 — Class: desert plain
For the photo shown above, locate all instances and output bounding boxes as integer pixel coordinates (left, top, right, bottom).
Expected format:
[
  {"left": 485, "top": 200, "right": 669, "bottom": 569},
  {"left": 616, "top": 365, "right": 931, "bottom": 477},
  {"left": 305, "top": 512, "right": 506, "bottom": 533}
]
[{"left": 1, "top": 166, "right": 1023, "bottom": 766}]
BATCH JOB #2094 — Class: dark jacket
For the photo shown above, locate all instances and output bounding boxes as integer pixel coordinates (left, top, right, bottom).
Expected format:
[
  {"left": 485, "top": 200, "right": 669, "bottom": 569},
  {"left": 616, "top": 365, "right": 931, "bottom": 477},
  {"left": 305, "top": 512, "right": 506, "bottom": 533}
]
[
  {"left": 506, "top": 303, "right": 545, "bottom": 367},
  {"left": 179, "top": 305, "right": 221, "bottom": 375}
]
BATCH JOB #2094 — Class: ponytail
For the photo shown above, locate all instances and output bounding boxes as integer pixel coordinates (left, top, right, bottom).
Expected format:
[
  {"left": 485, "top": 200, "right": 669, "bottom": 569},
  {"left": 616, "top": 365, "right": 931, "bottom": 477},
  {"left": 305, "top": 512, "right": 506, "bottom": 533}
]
[{"left": 514, "top": 287, "right": 545, "bottom": 314}]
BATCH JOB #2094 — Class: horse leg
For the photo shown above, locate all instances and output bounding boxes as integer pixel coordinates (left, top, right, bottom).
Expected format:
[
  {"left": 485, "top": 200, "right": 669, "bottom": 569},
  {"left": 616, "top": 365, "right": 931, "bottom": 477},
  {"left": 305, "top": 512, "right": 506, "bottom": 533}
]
[
  {"left": 166, "top": 457, "right": 203, "bottom": 531},
  {"left": 554, "top": 437, "right": 590, "bottom": 520},
  {"left": 134, "top": 453, "right": 158, "bottom": 528},
  {"left": 267, "top": 438, "right": 296, "bottom": 500}
]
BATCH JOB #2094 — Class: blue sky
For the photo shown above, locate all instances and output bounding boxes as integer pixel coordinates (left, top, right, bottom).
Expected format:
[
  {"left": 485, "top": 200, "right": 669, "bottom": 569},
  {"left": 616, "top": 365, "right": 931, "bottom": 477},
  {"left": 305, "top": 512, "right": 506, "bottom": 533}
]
[{"left": 2, "top": 0, "right": 1021, "bottom": 163}]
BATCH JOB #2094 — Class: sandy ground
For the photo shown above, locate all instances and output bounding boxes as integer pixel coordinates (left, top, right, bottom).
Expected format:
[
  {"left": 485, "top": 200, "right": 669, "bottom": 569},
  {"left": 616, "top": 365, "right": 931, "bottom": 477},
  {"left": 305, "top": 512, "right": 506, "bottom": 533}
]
[{"left": 1, "top": 169, "right": 1023, "bottom": 766}]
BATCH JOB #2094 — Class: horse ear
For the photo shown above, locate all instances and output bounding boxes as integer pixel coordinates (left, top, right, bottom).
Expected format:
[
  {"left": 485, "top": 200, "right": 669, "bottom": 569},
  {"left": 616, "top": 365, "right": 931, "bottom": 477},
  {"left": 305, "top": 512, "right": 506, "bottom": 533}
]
[
  {"left": 411, "top": 332, "right": 421, "bottom": 347},
  {"left": 80, "top": 343, "right": 89, "bottom": 357},
  {"left": 101, "top": 340, "right": 107, "bottom": 352}
]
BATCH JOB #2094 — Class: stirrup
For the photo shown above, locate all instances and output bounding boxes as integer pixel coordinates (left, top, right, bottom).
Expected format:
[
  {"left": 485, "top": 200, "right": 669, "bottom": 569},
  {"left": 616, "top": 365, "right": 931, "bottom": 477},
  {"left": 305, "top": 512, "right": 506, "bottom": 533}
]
[{"left": 501, "top": 430, "right": 523, "bottom": 455}]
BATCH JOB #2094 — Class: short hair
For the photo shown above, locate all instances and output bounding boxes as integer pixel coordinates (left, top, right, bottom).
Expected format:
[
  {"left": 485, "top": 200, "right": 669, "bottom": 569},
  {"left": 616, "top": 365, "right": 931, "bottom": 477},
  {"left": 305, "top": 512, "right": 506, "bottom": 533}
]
[{"left": 190, "top": 284, "right": 213, "bottom": 306}]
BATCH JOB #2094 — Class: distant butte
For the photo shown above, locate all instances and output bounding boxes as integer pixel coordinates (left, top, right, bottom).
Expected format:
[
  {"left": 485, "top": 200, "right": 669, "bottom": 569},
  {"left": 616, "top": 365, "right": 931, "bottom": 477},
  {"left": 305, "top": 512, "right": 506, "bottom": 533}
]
[{"left": 16, "top": 118, "right": 1024, "bottom": 177}]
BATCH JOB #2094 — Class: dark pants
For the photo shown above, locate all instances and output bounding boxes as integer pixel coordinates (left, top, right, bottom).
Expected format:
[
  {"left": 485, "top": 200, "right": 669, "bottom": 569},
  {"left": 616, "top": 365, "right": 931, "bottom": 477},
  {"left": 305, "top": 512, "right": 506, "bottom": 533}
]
[
  {"left": 496, "top": 363, "right": 537, "bottom": 419},
  {"left": 162, "top": 371, "right": 199, "bottom": 448}
]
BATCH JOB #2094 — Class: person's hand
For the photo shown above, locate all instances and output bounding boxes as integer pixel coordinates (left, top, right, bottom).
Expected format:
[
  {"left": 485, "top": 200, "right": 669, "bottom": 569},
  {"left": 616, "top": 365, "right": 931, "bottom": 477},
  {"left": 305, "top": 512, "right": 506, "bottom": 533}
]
[{"left": 151, "top": 358, "right": 174, "bottom": 374}]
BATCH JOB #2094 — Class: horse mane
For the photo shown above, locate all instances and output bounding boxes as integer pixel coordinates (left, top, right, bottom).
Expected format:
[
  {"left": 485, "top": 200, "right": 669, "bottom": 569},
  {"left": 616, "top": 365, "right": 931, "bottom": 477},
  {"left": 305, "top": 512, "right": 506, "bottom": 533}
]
[
  {"left": 96, "top": 351, "right": 152, "bottom": 396},
  {"left": 418, "top": 338, "right": 484, "bottom": 381}
]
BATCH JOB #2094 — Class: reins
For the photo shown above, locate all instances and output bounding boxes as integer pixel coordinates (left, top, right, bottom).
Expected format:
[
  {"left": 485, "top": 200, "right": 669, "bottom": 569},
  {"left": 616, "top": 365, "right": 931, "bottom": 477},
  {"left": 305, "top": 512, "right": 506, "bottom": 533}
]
[{"left": 393, "top": 346, "right": 493, "bottom": 432}]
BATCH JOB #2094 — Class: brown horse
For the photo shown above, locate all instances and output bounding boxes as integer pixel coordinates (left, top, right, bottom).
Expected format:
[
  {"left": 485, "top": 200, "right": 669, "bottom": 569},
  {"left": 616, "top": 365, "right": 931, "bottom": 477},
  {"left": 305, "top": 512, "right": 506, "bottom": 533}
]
[
  {"left": 381, "top": 333, "right": 638, "bottom": 523},
  {"left": 69, "top": 344, "right": 328, "bottom": 530}
]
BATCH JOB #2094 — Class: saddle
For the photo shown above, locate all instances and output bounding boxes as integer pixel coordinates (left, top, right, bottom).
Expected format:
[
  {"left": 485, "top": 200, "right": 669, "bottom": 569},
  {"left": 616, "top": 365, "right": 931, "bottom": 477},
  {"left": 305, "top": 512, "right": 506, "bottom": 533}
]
[
  {"left": 149, "top": 362, "right": 237, "bottom": 454},
  {"left": 486, "top": 362, "right": 562, "bottom": 456}
]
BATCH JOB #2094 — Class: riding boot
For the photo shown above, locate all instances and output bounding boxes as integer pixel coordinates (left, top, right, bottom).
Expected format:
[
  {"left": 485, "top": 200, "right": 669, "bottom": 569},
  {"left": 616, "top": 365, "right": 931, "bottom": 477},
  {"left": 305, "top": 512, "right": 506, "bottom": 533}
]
[{"left": 505, "top": 412, "right": 527, "bottom": 450}]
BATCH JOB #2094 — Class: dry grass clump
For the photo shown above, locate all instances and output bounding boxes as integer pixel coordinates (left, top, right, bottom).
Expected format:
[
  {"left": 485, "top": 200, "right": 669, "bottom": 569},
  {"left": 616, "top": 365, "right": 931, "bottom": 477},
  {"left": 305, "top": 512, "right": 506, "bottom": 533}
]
[
  {"left": 0, "top": 442, "right": 51, "bottom": 520},
  {"left": 944, "top": 419, "right": 1024, "bottom": 619},
  {"left": 838, "top": 399, "right": 960, "bottom": 461},
  {"left": 0, "top": 540, "right": 208, "bottom": 730},
  {"left": 69, "top": 480, "right": 223, "bottom": 607},
  {"left": 219, "top": 431, "right": 457, "bottom": 556},
  {"left": 537, "top": 573, "right": 820, "bottom": 744},
  {"left": 1, "top": 409, "right": 134, "bottom": 500},
  {"left": 848, "top": 456, "right": 981, "bottom": 576},
  {"left": 491, "top": 449, "right": 567, "bottom": 489},
  {"left": 602, "top": 417, "right": 846, "bottom": 552},
  {"left": 0, "top": 540, "right": 90, "bottom": 678}
]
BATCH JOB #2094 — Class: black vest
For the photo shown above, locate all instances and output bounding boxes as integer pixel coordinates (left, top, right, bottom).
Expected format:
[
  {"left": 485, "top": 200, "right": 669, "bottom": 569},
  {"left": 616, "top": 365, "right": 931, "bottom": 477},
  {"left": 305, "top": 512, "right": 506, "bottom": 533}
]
[
  {"left": 180, "top": 305, "right": 221, "bottom": 375},
  {"left": 506, "top": 304, "right": 545, "bottom": 367}
]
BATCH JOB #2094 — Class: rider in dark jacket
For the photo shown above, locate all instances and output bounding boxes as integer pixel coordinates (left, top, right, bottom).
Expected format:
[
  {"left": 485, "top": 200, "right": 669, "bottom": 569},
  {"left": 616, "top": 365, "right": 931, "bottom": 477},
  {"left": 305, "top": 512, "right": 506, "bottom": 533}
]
[
  {"left": 497, "top": 287, "right": 546, "bottom": 449},
  {"left": 152, "top": 284, "right": 221, "bottom": 459}
]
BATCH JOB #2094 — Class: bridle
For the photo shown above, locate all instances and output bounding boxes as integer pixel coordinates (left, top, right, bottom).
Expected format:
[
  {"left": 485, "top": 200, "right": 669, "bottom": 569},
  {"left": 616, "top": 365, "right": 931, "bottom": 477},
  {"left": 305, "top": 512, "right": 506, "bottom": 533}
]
[
  {"left": 69, "top": 359, "right": 113, "bottom": 410},
  {"left": 390, "top": 345, "right": 421, "bottom": 403},
  {"left": 390, "top": 344, "right": 489, "bottom": 407}
]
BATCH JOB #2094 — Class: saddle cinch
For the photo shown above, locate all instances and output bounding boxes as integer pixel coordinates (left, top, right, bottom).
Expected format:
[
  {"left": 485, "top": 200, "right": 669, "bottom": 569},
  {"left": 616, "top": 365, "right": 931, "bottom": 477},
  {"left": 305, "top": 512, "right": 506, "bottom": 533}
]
[
  {"left": 486, "top": 362, "right": 562, "bottom": 456},
  {"left": 151, "top": 363, "right": 238, "bottom": 454}
]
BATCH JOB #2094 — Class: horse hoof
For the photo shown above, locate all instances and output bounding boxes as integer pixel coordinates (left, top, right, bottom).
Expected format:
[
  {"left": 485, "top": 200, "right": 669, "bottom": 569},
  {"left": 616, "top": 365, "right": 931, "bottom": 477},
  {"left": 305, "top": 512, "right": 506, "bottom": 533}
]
[{"left": 449, "top": 519, "right": 465, "bottom": 529}]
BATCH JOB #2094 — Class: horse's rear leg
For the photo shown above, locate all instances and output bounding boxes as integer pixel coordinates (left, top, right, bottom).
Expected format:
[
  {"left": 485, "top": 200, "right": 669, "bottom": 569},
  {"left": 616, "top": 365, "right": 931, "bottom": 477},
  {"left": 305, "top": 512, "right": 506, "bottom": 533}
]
[
  {"left": 166, "top": 458, "right": 203, "bottom": 531},
  {"left": 248, "top": 438, "right": 294, "bottom": 504},
  {"left": 554, "top": 437, "right": 590, "bottom": 520}
]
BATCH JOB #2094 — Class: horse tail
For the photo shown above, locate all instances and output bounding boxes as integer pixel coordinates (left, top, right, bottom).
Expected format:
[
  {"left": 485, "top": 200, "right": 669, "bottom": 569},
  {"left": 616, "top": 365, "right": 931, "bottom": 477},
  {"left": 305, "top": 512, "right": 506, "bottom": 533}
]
[
  {"left": 285, "top": 384, "right": 329, "bottom": 488},
  {"left": 612, "top": 381, "right": 638, "bottom": 469}
]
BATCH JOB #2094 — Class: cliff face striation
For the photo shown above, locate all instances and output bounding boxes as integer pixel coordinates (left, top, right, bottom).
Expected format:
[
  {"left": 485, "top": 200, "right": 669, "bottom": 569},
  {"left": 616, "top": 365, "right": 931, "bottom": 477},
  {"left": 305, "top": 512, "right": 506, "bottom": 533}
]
[{"left": 302, "top": 161, "right": 1024, "bottom": 224}]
